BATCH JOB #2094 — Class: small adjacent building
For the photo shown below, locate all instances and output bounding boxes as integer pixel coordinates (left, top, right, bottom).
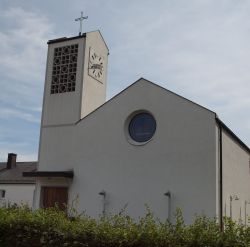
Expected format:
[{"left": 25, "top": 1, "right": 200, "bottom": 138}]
[
  {"left": 0, "top": 153, "right": 37, "bottom": 207},
  {"left": 22, "top": 30, "right": 250, "bottom": 226}
]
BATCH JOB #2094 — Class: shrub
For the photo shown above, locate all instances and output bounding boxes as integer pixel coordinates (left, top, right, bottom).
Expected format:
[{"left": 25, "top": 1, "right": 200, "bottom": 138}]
[{"left": 0, "top": 206, "right": 249, "bottom": 247}]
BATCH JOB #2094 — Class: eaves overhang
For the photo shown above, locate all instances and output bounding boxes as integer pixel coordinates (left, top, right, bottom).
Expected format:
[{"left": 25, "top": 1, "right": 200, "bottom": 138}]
[
  {"left": 23, "top": 171, "right": 74, "bottom": 179},
  {"left": 216, "top": 117, "right": 250, "bottom": 154}
]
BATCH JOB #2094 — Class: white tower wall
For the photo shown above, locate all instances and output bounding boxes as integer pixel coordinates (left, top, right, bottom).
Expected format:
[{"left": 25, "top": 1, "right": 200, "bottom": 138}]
[{"left": 41, "top": 31, "right": 108, "bottom": 127}]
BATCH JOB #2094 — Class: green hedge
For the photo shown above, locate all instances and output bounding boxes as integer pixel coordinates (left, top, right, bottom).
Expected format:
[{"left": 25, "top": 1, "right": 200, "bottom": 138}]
[{"left": 0, "top": 206, "right": 250, "bottom": 247}]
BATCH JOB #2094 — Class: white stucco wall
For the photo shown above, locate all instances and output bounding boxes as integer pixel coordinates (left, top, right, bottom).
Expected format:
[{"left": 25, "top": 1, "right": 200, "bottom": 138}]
[
  {"left": 37, "top": 79, "right": 217, "bottom": 224},
  {"left": 0, "top": 184, "right": 35, "bottom": 208},
  {"left": 222, "top": 130, "right": 250, "bottom": 225}
]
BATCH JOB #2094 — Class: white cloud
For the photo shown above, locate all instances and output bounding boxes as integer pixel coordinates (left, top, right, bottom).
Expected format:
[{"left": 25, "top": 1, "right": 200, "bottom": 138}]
[
  {"left": 0, "top": 6, "right": 54, "bottom": 160},
  {"left": 106, "top": 0, "right": 250, "bottom": 145},
  {"left": 0, "top": 6, "right": 56, "bottom": 112},
  {"left": 0, "top": 141, "right": 38, "bottom": 162},
  {"left": 0, "top": 107, "right": 40, "bottom": 123},
  {"left": 17, "top": 153, "right": 38, "bottom": 162},
  {"left": 0, "top": 7, "right": 54, "bottom": 82}
]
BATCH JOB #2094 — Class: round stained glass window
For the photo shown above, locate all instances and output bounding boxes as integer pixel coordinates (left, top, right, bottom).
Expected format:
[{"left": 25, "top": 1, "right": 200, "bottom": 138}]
[{"left": 128, "top": 113, "right": 156, "bottom": 143}]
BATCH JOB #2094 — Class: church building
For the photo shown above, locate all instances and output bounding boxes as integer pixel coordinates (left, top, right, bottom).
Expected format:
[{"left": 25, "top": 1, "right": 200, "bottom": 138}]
[{"left": 23, "top": 30, "right": 250, "bottom": 225}]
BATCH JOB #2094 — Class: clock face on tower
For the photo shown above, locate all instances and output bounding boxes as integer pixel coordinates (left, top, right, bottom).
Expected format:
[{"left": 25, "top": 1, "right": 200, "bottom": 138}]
[{"left": 88, "top": 47, "right": 105, "bottom": 83}]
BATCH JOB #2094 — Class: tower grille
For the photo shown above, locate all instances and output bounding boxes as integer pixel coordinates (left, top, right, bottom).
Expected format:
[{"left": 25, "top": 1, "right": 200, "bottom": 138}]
[{"left": 51, "top": 44, "right": 78, "bottom": 94}]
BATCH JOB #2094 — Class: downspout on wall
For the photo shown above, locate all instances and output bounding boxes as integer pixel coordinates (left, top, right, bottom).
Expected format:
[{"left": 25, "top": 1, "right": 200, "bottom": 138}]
[{"left": 217, "top": 119, "right": 223, "bottom": 230}]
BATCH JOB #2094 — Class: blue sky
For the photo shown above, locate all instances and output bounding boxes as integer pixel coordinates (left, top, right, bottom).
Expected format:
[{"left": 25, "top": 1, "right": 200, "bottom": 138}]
[{"left": 0, "top": 0, "right": 249, "bottom": 161}]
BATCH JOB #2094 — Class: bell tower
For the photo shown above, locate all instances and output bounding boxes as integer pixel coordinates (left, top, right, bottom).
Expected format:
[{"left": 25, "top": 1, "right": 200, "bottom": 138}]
[{"left": 41, "top": 31, "right": 109, "bottom": 127}]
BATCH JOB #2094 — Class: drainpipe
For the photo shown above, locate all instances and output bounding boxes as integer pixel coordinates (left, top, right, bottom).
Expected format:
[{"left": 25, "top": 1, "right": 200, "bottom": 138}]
[
  {"left": 99, "top": 190, "right": 106, "bottom": 216},
  {"left": 245, "top": 200, "right": 247, "bottom": 226},
  {"left": 244, "top": 200, "right": 250, "bottom": 226},
  {"left": 219, "top": 123, "right": 223, "bottom": 231},
  {"left": 229, "top": 196, "right": 233, "bottom": 219},
  {"left": 164, "top": 190, "right": 171, "bottom": 222}
]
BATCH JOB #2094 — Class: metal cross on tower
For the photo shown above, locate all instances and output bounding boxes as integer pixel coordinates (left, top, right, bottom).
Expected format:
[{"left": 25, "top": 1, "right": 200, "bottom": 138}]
[{"left": 75, "top": 11, "right": 88, "bottom": 36}]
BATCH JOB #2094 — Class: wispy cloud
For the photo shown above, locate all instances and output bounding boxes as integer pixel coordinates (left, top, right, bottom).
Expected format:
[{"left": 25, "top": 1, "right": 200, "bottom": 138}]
[
  {"left": 0, "top": 6, "right": 55, "bottom": 111},
  {"left": 17, "top": 153, "right": 38, "bottom": 162},
  {"left": 0, "top": 6, "right": 55, "bottom": 160},
  {"left": 0, "top": 108, "right": 40, "bottom": 123},
  {"left": 0, "top": 145, "right": 37, "bottom": 162},
  {"left": 0, "top": 7, "right": 54, "bottom": 82},
  {"left": 105, "top": 0, "right": 250, "bottom": 145}
]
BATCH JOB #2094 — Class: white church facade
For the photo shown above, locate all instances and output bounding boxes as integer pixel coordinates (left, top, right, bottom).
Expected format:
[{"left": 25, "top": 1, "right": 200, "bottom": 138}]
[{"left": 23, "top": 31, "right": 250, "bottom": 225}]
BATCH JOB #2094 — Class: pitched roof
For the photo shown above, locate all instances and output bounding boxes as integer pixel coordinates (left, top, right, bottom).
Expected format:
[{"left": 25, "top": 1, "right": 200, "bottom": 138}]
[{"left": 0, "top": 162, "right": 38, "bottom": 184}]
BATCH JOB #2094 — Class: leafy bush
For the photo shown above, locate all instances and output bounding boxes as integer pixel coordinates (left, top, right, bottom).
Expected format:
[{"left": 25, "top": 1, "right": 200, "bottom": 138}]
[{"left": 0, "top": 206, "right": 249, "bottom": 247}]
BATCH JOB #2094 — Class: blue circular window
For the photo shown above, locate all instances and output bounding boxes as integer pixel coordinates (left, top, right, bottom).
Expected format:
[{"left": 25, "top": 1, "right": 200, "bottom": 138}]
[{"left": 129, "top": 113, "right": 156, "bottom": 142}]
